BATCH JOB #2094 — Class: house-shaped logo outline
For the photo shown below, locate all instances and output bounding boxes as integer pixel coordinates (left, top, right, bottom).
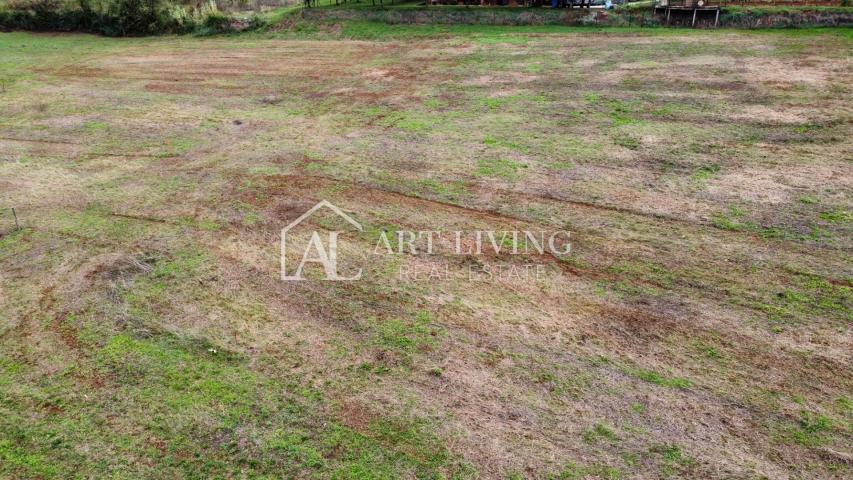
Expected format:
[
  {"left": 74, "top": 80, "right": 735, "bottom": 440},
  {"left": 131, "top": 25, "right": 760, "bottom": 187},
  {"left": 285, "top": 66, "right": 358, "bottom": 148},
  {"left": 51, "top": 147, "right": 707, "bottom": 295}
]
[{"left": 280, "top": 200, "right": 363, "bottom": 281}]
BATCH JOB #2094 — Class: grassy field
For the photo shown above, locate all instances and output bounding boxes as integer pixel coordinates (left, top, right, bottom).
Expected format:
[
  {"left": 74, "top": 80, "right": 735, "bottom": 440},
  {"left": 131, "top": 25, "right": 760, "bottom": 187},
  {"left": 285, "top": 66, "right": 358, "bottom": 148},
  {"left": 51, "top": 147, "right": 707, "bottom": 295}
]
[{"left": 0, "top": 25, "right": 851, "bottom": 479}]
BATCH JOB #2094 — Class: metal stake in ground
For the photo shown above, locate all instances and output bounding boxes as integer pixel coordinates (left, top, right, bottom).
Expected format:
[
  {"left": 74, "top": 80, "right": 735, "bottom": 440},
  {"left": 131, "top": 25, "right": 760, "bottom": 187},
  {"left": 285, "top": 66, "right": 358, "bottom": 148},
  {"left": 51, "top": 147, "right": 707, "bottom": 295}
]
[{"left": 11, "top": 207, "right": 19, "bottom": 230}]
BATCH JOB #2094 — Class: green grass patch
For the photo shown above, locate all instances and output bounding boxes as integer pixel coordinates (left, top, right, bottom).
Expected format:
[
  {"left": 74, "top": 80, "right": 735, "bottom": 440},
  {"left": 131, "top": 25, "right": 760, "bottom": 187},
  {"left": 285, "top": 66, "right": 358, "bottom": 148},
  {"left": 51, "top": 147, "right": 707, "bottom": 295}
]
[
  {"left": 416, "top": 178, "right": 469, "bottom": 202},
  {"left": 54, "top": 205, "right": 147, "bottom": 242},
  {"left": 650, "top": 443, "right": 695, "bottom": 477},
  {"left": 691, "top": 163, "right": 721, "bottom": 182},
  {"left": 626, "top": 367, "right": 692, "bottom": 390},
  {"left": 582, "top": 423, "right": 619, "bottom": 445},
  {"left": 759, "top": 272, "right": 851, "bottom": 325},
  {"left": 0, "top": 439, "right": 61, "bottom": 479},
  {"left": 779, "top": 411, "right": 834, "bottom": 447},
  {"left": 475, "top": 158, "right": 527, "bottom": 180},
  {"left": 76, "top": 329, "right": 466, "bottom": 477},
  {"left": 693, "top": 341, "right": 725, "bottom": 361},
  {"left": 818, "top": 209, "right": 851, "bottom": 224},
  {"left": 364, "top": 310, "right": 442, "bottom": 368}
]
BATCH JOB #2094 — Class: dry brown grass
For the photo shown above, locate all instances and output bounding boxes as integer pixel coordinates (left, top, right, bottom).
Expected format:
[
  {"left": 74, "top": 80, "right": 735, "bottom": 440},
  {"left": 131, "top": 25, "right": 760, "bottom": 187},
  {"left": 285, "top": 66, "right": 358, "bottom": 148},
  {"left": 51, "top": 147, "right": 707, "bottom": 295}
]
[{"left": 0, "top": 29, "right": 851, "bottom": 479}]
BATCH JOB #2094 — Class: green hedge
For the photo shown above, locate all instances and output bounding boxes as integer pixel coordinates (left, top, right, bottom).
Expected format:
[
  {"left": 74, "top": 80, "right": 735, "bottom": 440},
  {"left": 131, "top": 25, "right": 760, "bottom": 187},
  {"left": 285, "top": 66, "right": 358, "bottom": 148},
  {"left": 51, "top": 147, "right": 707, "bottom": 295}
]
[{"left": 0, "top": 0, "right": 267, "bottom": 35}]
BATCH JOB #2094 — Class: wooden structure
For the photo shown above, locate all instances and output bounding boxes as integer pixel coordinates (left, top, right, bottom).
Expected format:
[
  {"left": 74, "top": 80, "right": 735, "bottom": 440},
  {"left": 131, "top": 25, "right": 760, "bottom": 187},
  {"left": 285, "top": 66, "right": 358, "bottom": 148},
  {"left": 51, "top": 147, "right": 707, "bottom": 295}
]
[{"left": 655, "top": 0, "right": 720, "bottom": 27}]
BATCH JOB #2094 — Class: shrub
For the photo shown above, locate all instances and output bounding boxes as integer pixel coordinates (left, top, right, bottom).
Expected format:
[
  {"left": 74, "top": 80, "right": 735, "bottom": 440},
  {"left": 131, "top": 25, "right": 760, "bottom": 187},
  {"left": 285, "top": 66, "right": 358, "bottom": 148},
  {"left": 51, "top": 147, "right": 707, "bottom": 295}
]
[
  {"left": 0, "top": 0, "right": 252, "bottom": 36},
  {"left": 196, "top": 7, "right": 232, "bottom": 35},
  {"left": 0, "top": 0, "right": 82, "bottom": 30},
  {"left": 107, "top": 0, "right": 163, "bottom": 35}
]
